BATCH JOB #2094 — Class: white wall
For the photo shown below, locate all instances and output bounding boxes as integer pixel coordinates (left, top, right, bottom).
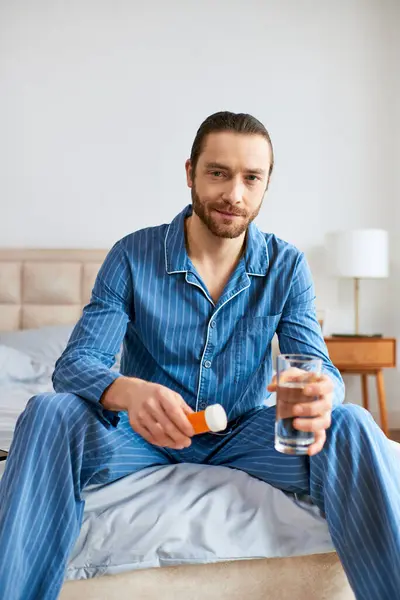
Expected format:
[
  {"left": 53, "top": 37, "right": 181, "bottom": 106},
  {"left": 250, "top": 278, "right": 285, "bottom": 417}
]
[
  {"left": 384, "top": 0, "right": 400, "bottom": 426},
  {"left": 0, "top": 0, "right": 398, "bottom": 422}
]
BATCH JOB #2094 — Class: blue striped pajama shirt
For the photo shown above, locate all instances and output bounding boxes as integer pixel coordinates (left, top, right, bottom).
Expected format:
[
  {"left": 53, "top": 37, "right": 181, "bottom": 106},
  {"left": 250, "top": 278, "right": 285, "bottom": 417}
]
[{"left": 0, "top": 203, "right": 399, "bottom": 600}]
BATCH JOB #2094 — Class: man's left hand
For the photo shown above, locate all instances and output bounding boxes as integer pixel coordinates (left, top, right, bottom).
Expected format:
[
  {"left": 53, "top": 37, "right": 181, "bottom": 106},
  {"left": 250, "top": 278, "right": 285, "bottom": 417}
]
[{"left": 268, "top": 374, "right": 334, "bottom": 456}]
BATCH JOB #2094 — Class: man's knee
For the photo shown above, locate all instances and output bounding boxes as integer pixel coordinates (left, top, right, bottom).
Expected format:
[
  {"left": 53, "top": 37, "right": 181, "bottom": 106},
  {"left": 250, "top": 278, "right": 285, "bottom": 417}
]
[
  {"left": 331, "top": 402, "right": 376, "bottom": 433},
  {"left": 24, "top": 392, "right": 87, "bottom": 426}
]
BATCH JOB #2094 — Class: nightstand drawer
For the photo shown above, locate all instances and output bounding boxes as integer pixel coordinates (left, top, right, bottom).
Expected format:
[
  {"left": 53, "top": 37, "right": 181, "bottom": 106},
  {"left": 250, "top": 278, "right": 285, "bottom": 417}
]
[{"left": 325, "top": 338, "right": 396, "bottom": 369}]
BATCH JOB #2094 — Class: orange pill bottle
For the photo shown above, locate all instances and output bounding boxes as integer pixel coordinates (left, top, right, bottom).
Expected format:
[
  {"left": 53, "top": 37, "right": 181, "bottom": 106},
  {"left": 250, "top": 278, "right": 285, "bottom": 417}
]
[{"left": 187, "top": 404, "right": 228, "bottom": 435}]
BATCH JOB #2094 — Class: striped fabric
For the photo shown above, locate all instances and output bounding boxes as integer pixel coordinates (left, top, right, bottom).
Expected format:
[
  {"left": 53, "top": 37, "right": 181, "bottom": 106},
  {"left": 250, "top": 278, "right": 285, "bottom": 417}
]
[
  {"left": 1, "top": 204, "right": 399, "bottom": 600},
  {"left": 52, "top": 203, "right": 344, "bottom": 422},
  {"left": 0, "top": 395, "right": 399, "bottom": 600}
]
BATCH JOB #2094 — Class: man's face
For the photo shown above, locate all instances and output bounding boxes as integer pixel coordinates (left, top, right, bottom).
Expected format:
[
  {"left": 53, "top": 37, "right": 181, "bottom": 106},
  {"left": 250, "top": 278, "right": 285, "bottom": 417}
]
[{"left": 186, "top": 132, "right": 272, "bottom": 239}]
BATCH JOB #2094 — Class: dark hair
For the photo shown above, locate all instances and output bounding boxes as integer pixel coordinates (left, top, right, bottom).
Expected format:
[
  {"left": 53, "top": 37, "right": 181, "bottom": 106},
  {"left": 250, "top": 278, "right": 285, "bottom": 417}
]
[{"left": 190, "top": 111, "right": 274, "bottom": 178}]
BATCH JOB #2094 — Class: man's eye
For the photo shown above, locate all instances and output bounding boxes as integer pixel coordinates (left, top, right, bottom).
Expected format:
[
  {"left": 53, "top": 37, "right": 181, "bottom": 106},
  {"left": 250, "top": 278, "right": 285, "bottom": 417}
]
[
  {"left": 246, "top": 175, "right": 258, "bottom": 182},
  {"left": 211, "top": 171, "right": 223, "bottom": 178}
]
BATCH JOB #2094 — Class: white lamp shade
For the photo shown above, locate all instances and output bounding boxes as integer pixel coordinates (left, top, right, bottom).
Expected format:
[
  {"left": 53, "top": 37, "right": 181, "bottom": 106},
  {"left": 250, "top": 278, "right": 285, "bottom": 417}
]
[{"left": 326, "top": 229, "right": 389, "bottom": 278}]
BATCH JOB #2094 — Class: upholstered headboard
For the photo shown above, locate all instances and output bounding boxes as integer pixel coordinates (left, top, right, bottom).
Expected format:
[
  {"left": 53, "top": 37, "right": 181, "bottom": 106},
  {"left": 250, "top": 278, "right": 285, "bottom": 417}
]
[{"left": 0, "top": 249, "right": 108, "bottom": 331}]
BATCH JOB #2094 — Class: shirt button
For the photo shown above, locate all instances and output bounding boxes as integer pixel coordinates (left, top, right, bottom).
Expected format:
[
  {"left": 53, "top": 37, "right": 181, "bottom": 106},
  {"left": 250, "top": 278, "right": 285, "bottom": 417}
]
[
  {"left": 210, "top": 320, "right": 216, "bottom": 329},
  {"left": 199, "top": 402, "right": 207, "bottom": 410},
  {"left": 204, "top": 360, "right": 212, "bottom": 368}
]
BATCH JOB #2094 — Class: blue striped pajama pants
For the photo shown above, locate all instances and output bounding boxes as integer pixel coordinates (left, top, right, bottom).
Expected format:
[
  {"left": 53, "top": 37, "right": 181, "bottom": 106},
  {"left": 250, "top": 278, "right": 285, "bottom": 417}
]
[{"left": 0, "top": 393, "right": 399, "bottom": 600}]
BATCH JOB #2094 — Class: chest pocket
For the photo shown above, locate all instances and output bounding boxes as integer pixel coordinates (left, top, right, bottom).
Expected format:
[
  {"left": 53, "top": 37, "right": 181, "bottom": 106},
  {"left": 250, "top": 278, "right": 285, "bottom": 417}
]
[{"left": 234, "top": 314, "right": 282, "bottom": 384}]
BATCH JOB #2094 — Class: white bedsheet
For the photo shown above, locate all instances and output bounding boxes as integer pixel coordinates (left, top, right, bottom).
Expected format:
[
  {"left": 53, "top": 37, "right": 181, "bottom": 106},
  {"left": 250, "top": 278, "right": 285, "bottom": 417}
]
[{"left": 66, "top": 463, "right": 334, "bottom": 580}]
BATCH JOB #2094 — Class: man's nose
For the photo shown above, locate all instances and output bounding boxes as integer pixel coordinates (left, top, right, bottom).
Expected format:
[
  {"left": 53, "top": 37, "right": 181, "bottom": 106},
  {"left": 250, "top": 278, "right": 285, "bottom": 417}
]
[{"left": 221, "top": 179, "right": 244, "bottom": 204}]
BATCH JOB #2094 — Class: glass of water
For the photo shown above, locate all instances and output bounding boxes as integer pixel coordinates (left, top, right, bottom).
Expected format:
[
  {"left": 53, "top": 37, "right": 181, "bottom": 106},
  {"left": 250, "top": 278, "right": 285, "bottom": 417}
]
[{"left": 274, "top": 354, "right": 322, "bottom": 455}]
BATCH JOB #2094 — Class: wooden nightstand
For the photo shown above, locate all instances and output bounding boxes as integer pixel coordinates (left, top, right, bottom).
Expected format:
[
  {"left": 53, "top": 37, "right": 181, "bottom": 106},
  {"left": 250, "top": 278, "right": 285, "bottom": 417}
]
[{"left": 324, "top": 337, "right": 397, "bottom": 436}]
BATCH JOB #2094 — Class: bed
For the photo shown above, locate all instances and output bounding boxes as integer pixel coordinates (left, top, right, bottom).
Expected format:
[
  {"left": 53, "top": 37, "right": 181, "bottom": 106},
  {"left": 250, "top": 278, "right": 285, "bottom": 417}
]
[{"left": 0, "top": 248, "right": 357, "bottom": 599}]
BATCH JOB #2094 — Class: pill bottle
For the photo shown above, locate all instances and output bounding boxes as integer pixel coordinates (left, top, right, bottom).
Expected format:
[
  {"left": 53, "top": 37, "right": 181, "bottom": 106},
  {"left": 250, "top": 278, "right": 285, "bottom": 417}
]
[{"left": 188, "top": 404, "right": 227, "bottom": 435}]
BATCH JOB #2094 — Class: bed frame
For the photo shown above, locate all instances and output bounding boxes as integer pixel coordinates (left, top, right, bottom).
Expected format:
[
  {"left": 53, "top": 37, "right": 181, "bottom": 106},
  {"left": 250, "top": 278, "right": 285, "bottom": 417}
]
[
  {"left": 0, "top": 248, "right": 354, "bottom": 599},
  {"left": 0, "top": 249, "right": 107, "bottom": 331}
]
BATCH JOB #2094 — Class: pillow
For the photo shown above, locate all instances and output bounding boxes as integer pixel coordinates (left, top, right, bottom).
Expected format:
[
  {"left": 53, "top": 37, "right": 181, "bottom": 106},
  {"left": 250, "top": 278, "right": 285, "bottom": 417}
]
[
  {"left": 0, "top": 345, "right": 48, "bottom": 384},
  {"left": 0, "top": 324, "right": 122, "bottom": 372},
  {"left": 0, "top": 324, "right": 74, "bottom": 367}
]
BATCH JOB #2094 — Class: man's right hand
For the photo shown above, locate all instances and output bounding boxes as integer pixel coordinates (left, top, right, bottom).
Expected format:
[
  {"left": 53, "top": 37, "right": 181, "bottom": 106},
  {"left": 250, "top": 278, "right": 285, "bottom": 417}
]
[{"left": 101, "top": 377, "right": 195, "bottom": 450}]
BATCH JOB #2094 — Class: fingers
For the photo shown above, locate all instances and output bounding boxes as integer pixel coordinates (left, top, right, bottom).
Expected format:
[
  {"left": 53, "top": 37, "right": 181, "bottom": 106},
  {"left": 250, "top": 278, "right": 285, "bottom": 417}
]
[
  {"left": 181, "top": 402, "right": 194, "bottom": 415},
  {"left": 267, "top": 374, "right": 277, "bottom": 392},
  {"left": 160, "top": 392, "right": 195, "bottom": 438},
  {"left": 303, "top": 374, "right": 334, "bottom": 398},
  {"left": 292, "top": 397, "right": 332, "bottom": 417},
  {"left": 135, "top": 419, "right": 178, "bottom": 449},
  {"left": 279, "top": 367, "right": 310, "bottom": 383},
  {"left": 145, "top": 399, "right": 192, "bottom": 448},
  {"left": 269, "top": 368, "right": 306, "bottom": 390},
  {"left": 267, "top": 368, "right": 319, "bottom": 392},
  {"left": 307, "top": 430, "right": 326, "bottom": 456},
  {"left": 287, "top": 374, "right": 332, "bottom": 456},
  {"left": 128, "top": 382, "right": 195, "bottom": 449},
  {"left": 268, "top": 372, "right": 334, "bottom": 399},
  {"left": 293, "top": 412, "right": 332, "bottom": 432}
]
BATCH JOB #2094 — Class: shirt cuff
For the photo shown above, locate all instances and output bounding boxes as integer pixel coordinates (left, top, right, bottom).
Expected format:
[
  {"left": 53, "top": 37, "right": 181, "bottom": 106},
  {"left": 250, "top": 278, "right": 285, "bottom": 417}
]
[{"left": 89, "top": 370, "right": 123, "bottom": 428}]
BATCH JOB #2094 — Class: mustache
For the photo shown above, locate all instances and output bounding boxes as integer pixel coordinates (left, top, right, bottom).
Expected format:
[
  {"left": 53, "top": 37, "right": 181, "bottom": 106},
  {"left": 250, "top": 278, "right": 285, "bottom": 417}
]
[{"left": 211, "top": 205, "right": 247, "bottom": 217}]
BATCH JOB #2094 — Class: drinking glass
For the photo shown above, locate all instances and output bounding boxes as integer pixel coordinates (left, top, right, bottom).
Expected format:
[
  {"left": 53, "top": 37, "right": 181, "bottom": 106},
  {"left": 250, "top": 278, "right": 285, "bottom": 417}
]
[{"left": 274, "top": 354, "right": 322, "bottom": 455}]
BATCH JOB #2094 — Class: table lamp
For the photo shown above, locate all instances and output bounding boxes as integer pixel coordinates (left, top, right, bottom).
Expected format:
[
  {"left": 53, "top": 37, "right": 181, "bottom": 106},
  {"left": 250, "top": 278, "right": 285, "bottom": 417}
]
[{"left": 326, "top": 229, "right": 389, "bottom": 336}]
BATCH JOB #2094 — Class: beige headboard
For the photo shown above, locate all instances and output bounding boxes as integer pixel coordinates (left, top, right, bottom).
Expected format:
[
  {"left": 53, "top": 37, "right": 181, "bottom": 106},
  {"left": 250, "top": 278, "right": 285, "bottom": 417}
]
[{"left": 0, "top": 249, "right": 108, "bottom": 331}]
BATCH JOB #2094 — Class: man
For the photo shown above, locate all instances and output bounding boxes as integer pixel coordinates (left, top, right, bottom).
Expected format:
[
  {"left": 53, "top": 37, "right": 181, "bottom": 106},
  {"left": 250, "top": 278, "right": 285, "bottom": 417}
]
[{"left": 0, "top": 111, "right": 399, "bottom": 600}]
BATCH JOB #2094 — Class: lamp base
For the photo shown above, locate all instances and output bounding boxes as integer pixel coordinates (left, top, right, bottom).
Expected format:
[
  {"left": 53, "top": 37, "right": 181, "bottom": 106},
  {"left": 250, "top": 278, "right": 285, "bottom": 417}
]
[{"left": 331, "top": 333, "right": 383, "bottom": 338}]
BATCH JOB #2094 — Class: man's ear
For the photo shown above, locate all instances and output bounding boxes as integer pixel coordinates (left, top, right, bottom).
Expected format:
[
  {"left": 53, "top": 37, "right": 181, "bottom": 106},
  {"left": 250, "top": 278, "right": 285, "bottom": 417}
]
[{"left": 185, "top": 159, "right": 193, "bottom": 188}]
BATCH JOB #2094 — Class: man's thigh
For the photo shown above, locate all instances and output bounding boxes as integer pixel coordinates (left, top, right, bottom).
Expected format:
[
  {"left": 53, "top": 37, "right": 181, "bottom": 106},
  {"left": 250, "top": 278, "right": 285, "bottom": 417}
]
[
  {"left": 207, "top": 406, "right": 310, "bottom": 495},
  {"left": 4, "top": 392, "right": 173, "bottom": 490},
  {"left": 81, "top": 407, "right": 174, "bottom": 487}
]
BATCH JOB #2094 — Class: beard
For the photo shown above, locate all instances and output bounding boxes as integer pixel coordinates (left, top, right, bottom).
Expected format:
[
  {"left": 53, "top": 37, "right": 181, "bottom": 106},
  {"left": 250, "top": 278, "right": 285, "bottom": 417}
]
[{"left": 191, "top": 184, "right": 263, "bottom": 239}]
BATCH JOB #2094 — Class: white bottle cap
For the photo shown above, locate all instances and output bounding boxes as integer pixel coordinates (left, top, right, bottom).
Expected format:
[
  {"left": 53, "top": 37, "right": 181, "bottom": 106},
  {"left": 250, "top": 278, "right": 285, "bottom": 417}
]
[{"left": 204, "top": 404, "right": 228, "bottom": 432}]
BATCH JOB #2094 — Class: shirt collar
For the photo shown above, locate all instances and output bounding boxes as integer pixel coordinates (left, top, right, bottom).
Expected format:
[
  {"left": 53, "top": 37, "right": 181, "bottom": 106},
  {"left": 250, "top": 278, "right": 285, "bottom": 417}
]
[{"left": 164, "top": 204, "right": 269, "bottom": 276}]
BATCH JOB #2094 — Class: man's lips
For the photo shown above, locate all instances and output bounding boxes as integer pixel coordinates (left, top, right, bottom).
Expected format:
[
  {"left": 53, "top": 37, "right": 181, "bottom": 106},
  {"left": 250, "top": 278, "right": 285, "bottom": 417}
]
[{"left": 213, "top": 208, "right": 244, "bottom": 217}]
